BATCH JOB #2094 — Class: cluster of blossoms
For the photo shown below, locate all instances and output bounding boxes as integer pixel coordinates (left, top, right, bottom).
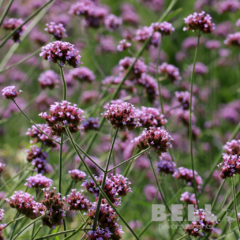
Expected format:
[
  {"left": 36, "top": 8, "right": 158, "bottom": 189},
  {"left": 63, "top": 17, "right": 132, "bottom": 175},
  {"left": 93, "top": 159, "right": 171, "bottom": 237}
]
[
  {"left": 224, "top": 139, "right": 240, "bottom": 155},
  {"left": 180, "top": 191, "right": 197, "bottom": 206},
  {"left": 104, "top": 14, "right": 122, "bottom": 31},
  {"left": 185, "top": 209, "right": 217, "bottom": 237},
  {"left": 40, "top": 41, "right": 82, "bottom": 68},
  {"left": 158, "top": 63, "right": 182, "bottom": 84},
  {"left": 86, "top": 228, "right": 112, "bottom": 240},
  {"left": 39, "top": 101, "right": 84, "bottom": 135},
  {"left": 136, "top": 107, "right": 167, "bottom": 128},
  {"left": 224, "top": 32, "right": 240, "bottom": 46},
  {"left": 133, "top": 127, "right": 173, "bottom": 156},
  {"left": 102, "top": 101, "right": 140, "bottom": 131},
  {"left": 68, "top": 169, "right": 86, "bottom": 183},
  {"left": 81, "top": 117, "right": 99, "bottom": 132},
  {"left": 151, "top": 21, "right": 175, "bottom": 35},
  {"left": 2, "top": 18, "right": 26, "bottom": 42},
  {"left": 175, "top": 91, "right": 192, "bottom": 110},
  {"left": 68, "top": 67, "right": 95, "bottom": 82},
  {"left": 183, "top": 11, "right": 215, "bottom": 33},
  {"left": 38, "top": 70, "right": 59, "bottom": 89},
  {"left": 157, "top": 155, "right": 176, "bottom": 174},
  {"left": 217, "top": 0, "right": 240, "bottom": 14},
  {"left": 117, "top": 39, "right": 131, "bottom": 52},
  {"left": 0, "top": 210, "right": 4, "bottom": 222},
  {"left": 173, "top": 167, "right": 203, "bottom": 192},
  {"left": 6, "top": 191, "right": 46, "bottom": 219},
  {"left": 44, "top": 22, "right": 67, "bottom": 40},
  {"left": 63, "top": 189, "right": 91, "bottom": 211},
  {"left": 205, "top": 40, "right": 221, "bottom": 49},
  {"left": 25, "top": 174, "right": 53, "bottom": 189},
  {"left": 190, "top": 62, "right": 208, "bottom": 75},
  {"left": 2, "top": 86, "right": 22, "bottom": 100},
  {"left": 144, "top": 184, "right": 162, "bottom": 201},
  {"left": 26, "top": 124, "right": 60, "bottom": 147},
  {"left": 41, "top": 188, "right": 65, "bottom": 229}
]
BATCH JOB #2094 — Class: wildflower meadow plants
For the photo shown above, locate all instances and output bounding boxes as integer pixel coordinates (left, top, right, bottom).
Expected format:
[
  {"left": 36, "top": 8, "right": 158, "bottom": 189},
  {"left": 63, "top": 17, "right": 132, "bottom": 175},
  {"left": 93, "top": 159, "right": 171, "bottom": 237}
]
[{"left": 0, "top": 0, "right": 240, "bottom": 240}]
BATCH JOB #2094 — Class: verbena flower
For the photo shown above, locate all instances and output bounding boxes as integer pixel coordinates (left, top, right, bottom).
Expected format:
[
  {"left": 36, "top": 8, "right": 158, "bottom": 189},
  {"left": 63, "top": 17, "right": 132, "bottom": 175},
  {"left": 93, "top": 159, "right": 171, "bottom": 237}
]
[
  {"left": 137, "top": 107, "right": 167, "bottom": 128},
  {"left": 157, "top": 157, "right": 176, "bottom": 174},
  {"left": 63, "top": 189, "right": 91, "bottom": 211},
  {"left": 151, "top": 21, "right": 175, "bottom": 35},
  {"left": 26, "top": 124, "right": 60, "bottom": 148},
  {"left": 39, "top": 101, "right": 84, "bottom": 135},
  {"left": 175, "top": 91, "right": 193, "bottom": 110},
  {"left": 0, "top": 209, "right": 4, "bottom": 222},
  {"left": 32, "top": 157, "right": 53, "bottom": 174},
  {"left": 86, "top": 227, "right": 112, "bottom": 240},
  {"left": 2, "top": 18, "right": 26, "bottom": 42},
  {"left": 185, "top": 209, "right": 217, "bottom": 237},
  {"left": 6, "top": 191, "right": 46, "bottom": 219},
  {"left": 183, "top": 11, "right": 215, "bottom": 33},
  {"left": 218, "top": 154, "right": 240, "bottom": 178},
  {"left": 68, "top": 169, "right": 86, "bottom": 183},
  {"left": 173, "top": 167, "right": 203, "bottom": 192},
  {"left": 104, "top": 14, "right": 122, "bottom": 31},
  {"left": 158, "top": 62, "right": 182, "bottom": 84},
  {"left": 2, "top": 86, "right": 22, "bottom": 100},
  {"left": 81, "top": 117, "right": 99, "bottom": 132},
  {"left": 25, "top": 145, "right": 49, "bottom": 162},
  {"left": 38, "top": 70, "right": 59, "bottom": 89},
  {"left": 25, "top": 174, "right": 53, "bottom": 189},
  {"left": 68, "top": 67, "right": 95, "bottom": 82},
  {"left": 189, "top": 62, "right": 208, "bottom": 75},
  {"left": 224, "top": 32, "right": 240, "bottom": 46},
  {"left": 217, "top": 0, "right": 240, "bottom": 14},
  {"left": 180, "top": 191, "right": 197, "bottom": 206},
  {"left": 236, "top": 19, "right": 240, "bottom": 27},
  {"left": 102, "top": 101, "right": 140, "bottom": 131},
  {"left": 40, "top": 41, "right": 82, "bottom": 68},
  {"left": 117, "top": 39, "right": 131, "bottom": 52},
  {"left": 205, "top": 40, "right": 221, "bottom": 49},
  {"left": 44, "top": 22, "right": 67, "bottom": 40},
  {"left": 223, "top": 139, "right": 240, "bottom": 156},
  {"left": 41, "top": 188, "right": 65, "bottom": 229},
  {"left": 110, "top": 174, "right": 132, "bottom": 196},
  {"left": 135, "top": 26, "right": 153, "bottom": 43},
  {"left": 143, "top": 184, "right": 162, "bottom": 201}
]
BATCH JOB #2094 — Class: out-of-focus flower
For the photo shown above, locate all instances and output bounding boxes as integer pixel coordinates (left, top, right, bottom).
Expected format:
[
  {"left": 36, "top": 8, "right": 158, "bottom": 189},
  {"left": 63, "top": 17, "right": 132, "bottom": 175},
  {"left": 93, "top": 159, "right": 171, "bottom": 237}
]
[
  {"left": 139, "top": 0, "right": 165, "bottom": 12},
  {"left": 236, "top": 19, "right": 240, "bottom": 27},
  {"left": 151, "top": 21, "right": 175, "bottom": 35},
  {"left": 189, "top": 62, "right": 208, "bottom": 75},
  {"left": 81, "top": 117, "right": 99, "bottom": 132},
  {"left": 40, "top": 41, "right": 82, "bottom": 68},
  {"left": 39, "top": 101, "right": 84, "bottom": 135},
  {"left": 104, "top": 14, "right": 122, "bottom": 31},
  {"left": 143, "top": 184, "right": 162, "bottom": 201},
  {"left": 2, "top": 18, "right": 26, "bottom": 42},
  {"left": 180, "top": 191, "right": 197, "bottom": 206},
  {"left": 102, "top": 101, "right": 140, "bottom": 131},
  {"left": 175, "top": 91, "right": 193, "bottom": 110},
  {"left": 135, "top": 26, "right": 153, "bottom": 43},
  {"left": 183, "top": 11, "right": 215, "bottom": 33},
  {"left": 68, "top": 67, "right": 95, "bottom": 82},
  {"left": 38, "top": 70, "right": 59, "bottom": 89},
  {"left": 158, "top": 62, "right": 182, "bottom": 83},
  {"left": 117, "top": 39, "right": 131, "bottom": 52},
  {"left": 217, "top": 0, "right": 240, "bottom": 14},
  {"left": 224, "top": 139, "right": 240, "bottom": 156},
  {"left": 214, "top": 21, "right": 233, "bottom": 38},
  {"left": 224, "top": 32, "right": 240, "bottom": 46},
  {"left": 2, "top": 86, "right": 22, "bottom": 100},
  {"left": 182, "top": 36, "right": 205, "bottom": 50},
  {"left": 0, "top": 163, "right": 5, "bottom": 176},
  {"left": 68, "top": 169, "right": 86, "bottom": 183},
  {"left": 205, "top": 40, "right": 221, "bottom": 49},
  {"left": 26, "top": 145, "right": 48, "bottom": 162},
  {"left": 44, "top": 22, "right": 67, "bottom": 40},
  {"left": 157, "top": 156, "right": 176, "bottom": 174}
]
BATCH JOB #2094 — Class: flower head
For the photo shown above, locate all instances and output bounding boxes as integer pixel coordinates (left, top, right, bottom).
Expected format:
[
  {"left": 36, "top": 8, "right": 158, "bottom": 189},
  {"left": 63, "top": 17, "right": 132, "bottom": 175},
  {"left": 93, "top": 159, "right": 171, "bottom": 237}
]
[
  {"left": 180, "top": 191, "right": 197, "bottom": 206},
  {"left": 25, "top": 174, "right": 53, "bottom": 189},
  {"left": 151, "top": 21, "right": 175, "bottom": 35},
  {"left": 39, "top": 101, "right": 84, "bottom": 135},
  {"left": 68, "top": 169, "right": 86, "bottom": 183},
  {"left": 104, "top": 14, "right": 122, "bottom": 31},
  {"left": 2, "top": 86, "right": 22, "bottom": 100},
  {"left": 102, "top": 101, "right": 140, "bottom": 131},
  {"left": 175, "top": 91, "right": 192, "bottom": 110},
  {"left": 86, "top": 227, "right": 112, "bottom": 240},
  {"left": 218, "top": 0, "right": 240, "bottom": 14},
  {"left": 158, "top": 63, "right": 182, "bottom": 83},
  {"left": 40, "top": 41, "right": 82, "bottom": 68},
  {"left": 218, "top": 154, "right": 240, "bottom": 178},
  {"left": 205, "top": 40, "right": 221, "bottom": 49},
  {"left": 224, "top": 139, "right": 240, "bottom": 156},
  {"left": 81, "top": 117, "right": 99, "bottom": 132},
  {"left": 157, "top": 157, "right": 176, "bottom": 174},
  {"left": 183, "top": 11, "right": 215, "bottom": 33},
  {"left": 38, "top": 70, "right": 59, "bottom": 89},
  {"left": 44, "top": 22, "right": 67, "bottom": 40},
  {"left": 0, "top": 209, "right": 4, "bottom": 222},
  {"left": 224, "top": 32, "right": 240, "bottom": 46},
  {"left": 117, "top": 39, "right": 131, "bottom": 52},
  {"left": 68, "top": 67, "right": 95, "bottom": 82}
]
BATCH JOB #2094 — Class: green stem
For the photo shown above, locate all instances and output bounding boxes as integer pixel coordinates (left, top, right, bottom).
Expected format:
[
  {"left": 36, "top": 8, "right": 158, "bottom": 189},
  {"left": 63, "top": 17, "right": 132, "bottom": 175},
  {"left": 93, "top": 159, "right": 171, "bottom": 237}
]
[
  {"left": 12, "top": 214, "right": 44, "bottom": 240},
  {"left": 176, "top": 234, "right": 188, "bottom": 240},
  {"left": 35, "top": 229, "right": 76, "bottom": 240},
  {"left": 93, "top": 128, "right": 119, "bottom": 231},
  {"left": 65, "top": 127, "right": 139, "bottom": 239},
  {"left": 0, "top": 0, "right": 14, "bottom": 27},
  {"left": 60, "top": 66, "right": 67, "bottom": 100},
  {"left": 32, "top": 225, "right": 43, "bottom": 240},
  {"left": 189, "top": 34, "right": 200, "bottom": 208},
  {"left": 4, "top": 216, "right": 25, "bottom": 229},
  {"left": 59, "top": 135, "right": 63, "bottom": 195},
  {"left": 12, "top": 99, "right": 60, "bottom": 144},
  {"left": 211, "top": 179, "right": 226, "bottom": 211},
  {"left": 232, "top": 177, "right": 240, "bottom": 236},
  {"left": 0, "top": 0, "right": 54, "bottom": 48},
  {"left": 63, "top": 220, "right": 87, "bottom": 240}
]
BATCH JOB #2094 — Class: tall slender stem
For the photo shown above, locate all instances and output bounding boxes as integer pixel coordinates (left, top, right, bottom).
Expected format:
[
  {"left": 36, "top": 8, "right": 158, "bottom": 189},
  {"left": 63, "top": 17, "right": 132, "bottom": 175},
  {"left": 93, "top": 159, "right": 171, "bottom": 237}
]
[
  {"left": 92, "top": 128, "right": 119, "bottom": 231},
  {"left": 231, "top": 177, "right": 240, "bottom": 236},
  {"left": 189, "top": 34, "right": 200, "bottom": 208},
  {"left": 59, "top": 135, "right": 63, "bottom": 195},
  {"left": 60, "top": 66, "right": 67, "bottom": 100},
  {"left": 211, "top": 179, "right": 226, "bottom": 212},
  {"left": 32, "top": 225, "right": 43, "bottom": 240},
  {"left": 0, "top": 0, "right": 14, "bottom": 27}
]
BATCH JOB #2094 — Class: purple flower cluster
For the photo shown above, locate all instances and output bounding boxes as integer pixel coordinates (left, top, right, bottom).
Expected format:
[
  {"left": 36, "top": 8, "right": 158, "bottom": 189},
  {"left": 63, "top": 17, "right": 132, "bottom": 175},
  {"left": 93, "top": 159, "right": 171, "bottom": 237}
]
[
  {"left": 180, "top": 191, "right": 197, "bottom": 206},
  {"left": 151, "top": 21, "right": 175, "bottom": 35},
  {"left": 39, "top": 101, "right": 84, "bottom": 135},
  {"left": 104, "top": 14, "right": 122, "bottom": 31},
  {"left": 6, "top": 191, "right": 46, "bottom": 219},
  {"left": 175, "top": 91, "right": 192, "bottom": 110},
  {"left": 44, "top": 22, "right": 67, "bottom": 40},
  {"left": 173, "top": 167, "right": 203, "bottom": 192},
  {"left": 102, "top": 101, "right": 140, "bottom": 131},
  {"left": 218, "top": 154, "right": 240, "bottom": 178},
  {"left": 137, "top": 107, "right": 167, "bottom": 128},
  {"left": 38, "top": 70, "right": 59, "bottom": 89},
  {"left": 189, "top": 62, "right": 208, "bottom": 75},
  {"left": 185, "top": 209, "right": 217, "bottom": 237},
  {"left": 63, "top": 189, "right": 91, "bottom": 211},
  {"left": 86, "top": 228, "right": 112, "bottom": 240},
  {"left": 25, "top": 174, "right": 53, "bottom": 189},
  {"left": 205, "top": 40, "right": 221, "bottom": 49},
  {"left": 81, "top": 117, "right": 99, "bottom": 132},
  {"left": 26, "top": 124, "right": 60, "bottom": 147},
  {"left": 117, "top": 39, "right": 131, "bottom": 52},
  {"left": 133, "top": 127, "right": 173, "bottom": 156},
  {"left": 143, "top": 184, "right": 162, "bottom": 201},
  {"left": 224, "top": 32, "right": 240, "bottom": 46},
  {"left": 68, "top": 67, "right": 95, "bottom": 82},
  {"left": 40, "top": 41, "right": 82, "bottom": 68},
  {"left": 2, "top": 18, "right": 26, "bottom": 42},
  {"left": 68, "top": 169, "right": 86, "bottom": 183},
  {"left": 217, "top": 0, "right": 240, "bottom": 14},
  {"left": 2, "top": 86, "right": 22, "bottom": 100},
  {"left": 158, "top": 63, "right": 182, "bottom": 84},
  {"left": 183, "top": 11, "right": 215, "bottom": 33},
  {"left": 157, "top": 156, "right": 176, "bottom": 174},
  {"left": 224, "top": 139, "right": 240, "bottom": 155}
]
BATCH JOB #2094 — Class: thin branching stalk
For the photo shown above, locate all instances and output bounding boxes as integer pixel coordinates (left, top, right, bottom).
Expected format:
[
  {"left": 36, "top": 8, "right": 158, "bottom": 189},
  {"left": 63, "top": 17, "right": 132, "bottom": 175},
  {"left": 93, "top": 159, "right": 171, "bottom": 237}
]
[
  {"left": 35, "top": 229, "right": 76, "bottom": 240},
  {"left": 93, "top": 128, "right": 119, "bottom": 231},
  {"left": 60, "top": 66, "right": 67, "bottom": 100},
  {"left": 59, "top": 135, "right": 64, "bottom": 195},
  {"left": 231, "top": 177, "right": 240, "bottom": 236},
  {"left": 176, "top": 234, "right": 188, "bottom": 240},
  {"left": 189, "top": 34, "right": 200, "bottom": 208},
  {"left": 0, "top": 0, "right": 14, "bottom": 27},
  {"left": 211, "top": 179, "right": 226, "bottom": 211},
  {"left": 32, "top": 225, "right": 43, "bottom": 240},
  {"left": 65, "top": 127, "right": 139, "bottom": 239},
  {"left": 63, "top": 220, "right": 88, "bottom": 240},
  {"left": 4, "top": 216, "right": 25, "bottom": 229}
]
